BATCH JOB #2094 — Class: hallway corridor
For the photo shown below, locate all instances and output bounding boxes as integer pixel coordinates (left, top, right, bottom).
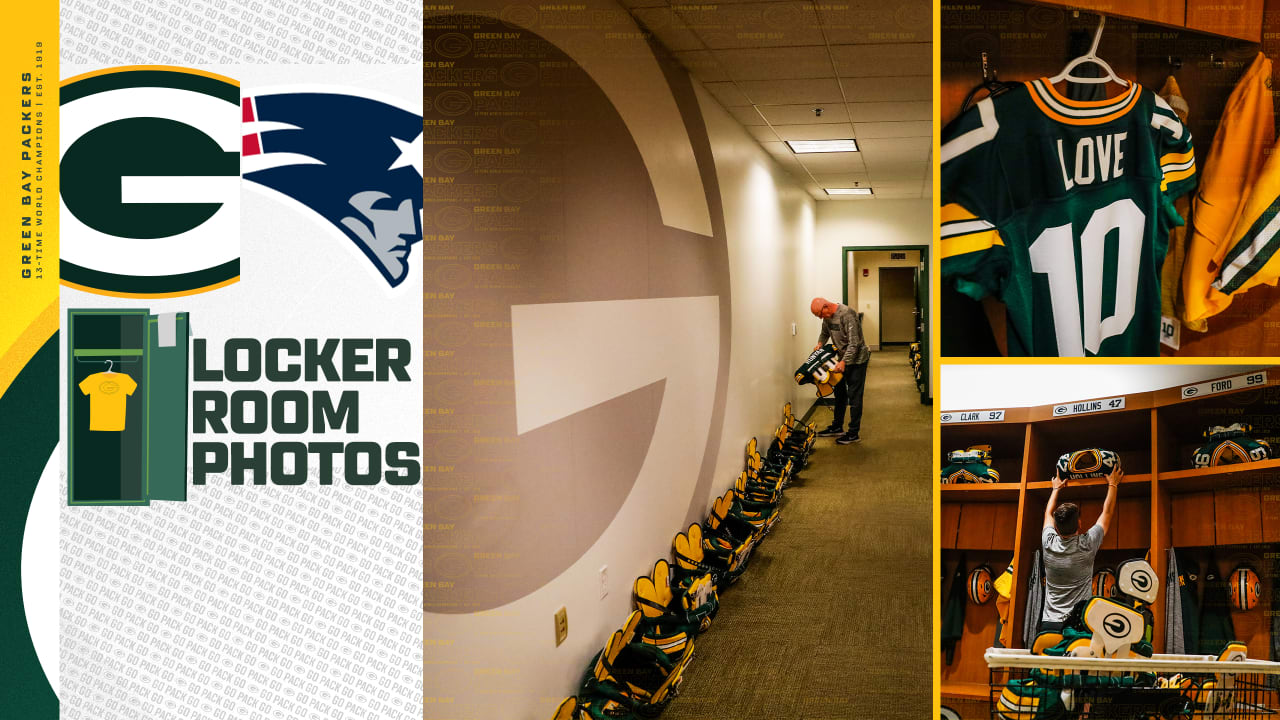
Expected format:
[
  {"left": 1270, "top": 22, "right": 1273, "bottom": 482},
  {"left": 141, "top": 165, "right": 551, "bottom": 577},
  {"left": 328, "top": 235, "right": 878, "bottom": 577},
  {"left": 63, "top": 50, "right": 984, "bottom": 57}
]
[{"left": 666, "top": 347, "right": 932, "bottom": 719}]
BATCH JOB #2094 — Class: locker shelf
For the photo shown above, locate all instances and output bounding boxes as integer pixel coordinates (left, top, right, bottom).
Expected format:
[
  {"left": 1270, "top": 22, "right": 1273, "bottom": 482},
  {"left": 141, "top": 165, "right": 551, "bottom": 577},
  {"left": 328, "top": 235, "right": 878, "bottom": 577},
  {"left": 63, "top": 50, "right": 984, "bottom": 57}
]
[
  {"left": 941, "top": 483, "right": 1022, "bottom": 501},
  {"left": 1159, "top": 459, "right": 1280, "bottom": 493}
]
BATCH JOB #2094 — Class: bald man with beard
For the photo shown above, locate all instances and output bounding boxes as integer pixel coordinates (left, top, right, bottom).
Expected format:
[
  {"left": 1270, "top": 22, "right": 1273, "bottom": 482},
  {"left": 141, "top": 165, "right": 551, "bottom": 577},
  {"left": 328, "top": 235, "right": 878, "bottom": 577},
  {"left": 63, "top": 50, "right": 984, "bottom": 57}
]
[{"left": 810, "top": 297, "right": 870, "bottom": 445}]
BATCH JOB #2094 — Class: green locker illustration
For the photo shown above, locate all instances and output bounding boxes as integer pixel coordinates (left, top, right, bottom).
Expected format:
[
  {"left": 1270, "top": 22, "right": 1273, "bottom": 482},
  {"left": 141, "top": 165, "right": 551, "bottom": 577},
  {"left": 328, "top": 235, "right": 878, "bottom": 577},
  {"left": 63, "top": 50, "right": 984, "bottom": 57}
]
[{"left": 67, "top": 309, "right": 191, "bottom": 506}]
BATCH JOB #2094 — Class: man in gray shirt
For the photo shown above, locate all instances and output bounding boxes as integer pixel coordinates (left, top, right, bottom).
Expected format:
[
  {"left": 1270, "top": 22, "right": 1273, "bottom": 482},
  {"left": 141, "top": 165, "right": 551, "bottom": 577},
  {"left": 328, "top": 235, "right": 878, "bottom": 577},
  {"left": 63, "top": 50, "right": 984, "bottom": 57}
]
[
  {"left": 809, "top": 297, "right": 870, "bottom": 445},
  {"left": 1040, "top": 467, "right": 1122, "bottom": 631}
]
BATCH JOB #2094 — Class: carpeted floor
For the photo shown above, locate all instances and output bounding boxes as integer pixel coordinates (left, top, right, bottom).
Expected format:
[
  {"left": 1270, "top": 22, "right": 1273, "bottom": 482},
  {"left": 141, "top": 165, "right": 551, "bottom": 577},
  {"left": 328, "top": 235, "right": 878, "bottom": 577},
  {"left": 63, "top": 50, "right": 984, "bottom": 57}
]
[{"left": 665, "top": 347, "right": 932, "bottom": 719}]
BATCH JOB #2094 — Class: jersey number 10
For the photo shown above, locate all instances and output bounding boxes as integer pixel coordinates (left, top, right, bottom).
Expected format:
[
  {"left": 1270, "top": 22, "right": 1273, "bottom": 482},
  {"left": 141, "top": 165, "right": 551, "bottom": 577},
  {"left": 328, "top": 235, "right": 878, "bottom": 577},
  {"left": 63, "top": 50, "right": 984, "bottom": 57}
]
[{"left": 1028, "top": 198, "right": 1144, "bottom": 356}]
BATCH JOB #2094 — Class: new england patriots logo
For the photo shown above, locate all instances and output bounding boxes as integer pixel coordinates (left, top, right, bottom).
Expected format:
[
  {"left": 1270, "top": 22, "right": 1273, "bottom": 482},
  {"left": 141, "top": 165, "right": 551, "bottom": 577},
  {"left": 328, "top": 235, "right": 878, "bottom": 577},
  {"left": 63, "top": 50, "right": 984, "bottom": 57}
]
[{"left": 241, "top": 92, "right": 423, "bottom": 287}]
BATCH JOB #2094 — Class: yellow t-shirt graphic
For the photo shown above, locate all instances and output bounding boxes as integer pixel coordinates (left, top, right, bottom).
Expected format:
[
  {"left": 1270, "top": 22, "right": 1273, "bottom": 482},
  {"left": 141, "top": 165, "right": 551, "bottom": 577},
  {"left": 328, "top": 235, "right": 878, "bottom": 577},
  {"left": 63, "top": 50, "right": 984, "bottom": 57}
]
[{"left": 79, "top": 371, "right": 137, "bottom": 431}]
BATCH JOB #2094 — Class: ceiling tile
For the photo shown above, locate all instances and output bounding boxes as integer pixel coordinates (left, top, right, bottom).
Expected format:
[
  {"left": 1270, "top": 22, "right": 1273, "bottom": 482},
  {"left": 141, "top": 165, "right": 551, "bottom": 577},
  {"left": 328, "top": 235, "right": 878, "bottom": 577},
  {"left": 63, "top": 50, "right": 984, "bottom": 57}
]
[
  {"left": 846, "top": 100, "right": 931, "bottom": 122},
  {"left": 757, "top": 103, "right": 849, "bottom": 124},
  {"left": 702, "top": 81, "right": 754, "bottom": 107},
  {"left": 759, "top": 141, "right": 807, "bottom": 168},
  {"left": 728, "top": 106, "right": 769, "bottom": 126},
  {"left": 734, "top": 78, "right": 845, "bottom": 105},
  {"left": 711, "top": 46, "right": 835, "bottom": 81},
  {"left": 677, "top": 2, "right": 824, "bottom": 49},
  {"left": 864, "top": 166, "right": 929, "bottom": 184},
  {"left": 853, "top": 120, "right": 932, "bottom": 139},
  {"left": 675, "top": 50, "right": 731, "bottom": 82},
  {"left": 872, "top": 189, "right": 924, "bottom": 199},
  {"left": 829, "top": 43, "right": 931, "bottom": 77},
  {"left": 861, "top": 178, "right": 927, "bottom": 190},
  {"left": 768, "top": 123, "right": 857, "bottom": 141},
  {"left": 811, "top": 173, "right": 871, "bottom": 186},
  {"left": 631, "top": 7, "right": 704, "bottom": 52},
  {"left": 816, "top": 0, "right": 931, "bottom": 46},
  {"left": 842, "top": 75, "right": 931, "bottom": 103},
  {"left": 748, "top": 125, "right": 782, "bottom": 143},
  {"left": 859, "top": 136, "right": 931, "bottom": 161},
  {"left": 794, "top": 152, "right": 867, "bottom": 174}
]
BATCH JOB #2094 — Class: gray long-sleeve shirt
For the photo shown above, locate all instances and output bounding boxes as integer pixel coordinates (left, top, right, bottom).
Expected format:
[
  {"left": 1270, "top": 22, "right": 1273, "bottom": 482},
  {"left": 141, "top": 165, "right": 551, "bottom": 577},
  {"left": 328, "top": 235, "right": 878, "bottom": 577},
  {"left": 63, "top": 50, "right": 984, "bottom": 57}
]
[{"left": 817, "top": 304, "right": 871, "bottom": 365}]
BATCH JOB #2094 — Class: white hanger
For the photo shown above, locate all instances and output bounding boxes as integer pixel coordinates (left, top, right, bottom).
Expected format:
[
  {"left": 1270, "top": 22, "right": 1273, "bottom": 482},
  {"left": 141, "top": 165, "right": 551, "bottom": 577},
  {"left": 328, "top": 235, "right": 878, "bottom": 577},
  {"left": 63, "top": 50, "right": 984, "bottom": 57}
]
[
  {"left": 104, "top": 359, "right": 115, "bottom": 373},
  {"left": 1049, "top": 14, "right": 1129, "bottom": 88}
]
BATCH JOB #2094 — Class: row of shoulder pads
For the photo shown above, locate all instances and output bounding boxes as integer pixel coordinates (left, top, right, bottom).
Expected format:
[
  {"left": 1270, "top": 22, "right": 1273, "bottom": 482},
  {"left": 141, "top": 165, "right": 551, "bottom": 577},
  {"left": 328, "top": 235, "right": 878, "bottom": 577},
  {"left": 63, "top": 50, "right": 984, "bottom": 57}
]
[
  {"left": 552, "top": 405, "right": 812, "bottom": 719},
  {"left": 909, "top": 343, "right": 924, "bottom": 392}
]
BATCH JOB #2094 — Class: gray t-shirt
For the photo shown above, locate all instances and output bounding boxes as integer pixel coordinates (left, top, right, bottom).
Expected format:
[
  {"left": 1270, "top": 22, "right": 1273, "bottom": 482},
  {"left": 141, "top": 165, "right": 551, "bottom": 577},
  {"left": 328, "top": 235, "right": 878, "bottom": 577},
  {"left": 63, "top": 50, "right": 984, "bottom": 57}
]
[{"left": 1041, "top": 524, "right": 1105, "bottom": 622}]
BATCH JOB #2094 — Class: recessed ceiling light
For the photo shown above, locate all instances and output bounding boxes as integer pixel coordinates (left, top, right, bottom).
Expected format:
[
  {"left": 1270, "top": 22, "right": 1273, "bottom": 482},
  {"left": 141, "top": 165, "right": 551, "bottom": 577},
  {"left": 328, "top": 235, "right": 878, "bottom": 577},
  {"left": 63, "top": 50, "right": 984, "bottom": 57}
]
[
  {"left": 787, "top": 139, "right": 858, "bottom": 154},
  {"left": 825, "top": 188, "right": 873, "bottom": 196}
]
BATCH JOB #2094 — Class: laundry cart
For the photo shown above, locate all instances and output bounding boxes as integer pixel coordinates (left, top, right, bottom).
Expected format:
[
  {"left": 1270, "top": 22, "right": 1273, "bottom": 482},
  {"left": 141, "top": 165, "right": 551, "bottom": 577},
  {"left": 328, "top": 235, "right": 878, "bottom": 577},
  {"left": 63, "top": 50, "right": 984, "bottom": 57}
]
[{"left": 986, "top": 647, "right": 1280, "bottom": 719}]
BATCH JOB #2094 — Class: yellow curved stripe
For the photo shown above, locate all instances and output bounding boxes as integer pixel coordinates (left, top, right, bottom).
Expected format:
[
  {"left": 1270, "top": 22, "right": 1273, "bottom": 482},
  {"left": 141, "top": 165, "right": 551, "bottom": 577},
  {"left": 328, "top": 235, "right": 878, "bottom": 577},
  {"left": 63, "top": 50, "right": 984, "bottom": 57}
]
[
  {"left": 1160, "top": 167, "right": 1196, "bottom": 191},
  {"left": 1161, "top": 150, "right": 1195, "bottom": 166},
  {"left": 61, "top": 64, "right": 240, "bottom": 87},
  {"left": 941, "top": 203, "right": 979, "bottom": 223},
  {"left": 941, "top": 229, "right": 1003, "bottom": 259},
  {"left": 0, "top": 299, "right": 58, "bottom": 400},
  {"left": 60, "top": 276, "right": 240, "bottom": 298}
]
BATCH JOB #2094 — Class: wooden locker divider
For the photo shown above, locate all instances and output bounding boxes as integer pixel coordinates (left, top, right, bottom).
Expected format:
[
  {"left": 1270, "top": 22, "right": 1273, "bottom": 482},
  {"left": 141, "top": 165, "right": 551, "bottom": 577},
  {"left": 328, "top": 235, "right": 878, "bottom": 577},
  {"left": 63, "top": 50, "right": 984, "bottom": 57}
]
[{"left": 1149, "top": 408, "right": 1168, "bottom": 653}]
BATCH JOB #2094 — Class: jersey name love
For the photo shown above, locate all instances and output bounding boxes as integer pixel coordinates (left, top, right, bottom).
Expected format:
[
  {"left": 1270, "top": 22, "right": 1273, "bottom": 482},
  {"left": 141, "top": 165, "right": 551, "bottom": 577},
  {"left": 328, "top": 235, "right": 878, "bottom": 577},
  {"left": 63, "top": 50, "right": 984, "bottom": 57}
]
[{"left": 1054, "top": 132, "right": 1128, "bottom": 192}]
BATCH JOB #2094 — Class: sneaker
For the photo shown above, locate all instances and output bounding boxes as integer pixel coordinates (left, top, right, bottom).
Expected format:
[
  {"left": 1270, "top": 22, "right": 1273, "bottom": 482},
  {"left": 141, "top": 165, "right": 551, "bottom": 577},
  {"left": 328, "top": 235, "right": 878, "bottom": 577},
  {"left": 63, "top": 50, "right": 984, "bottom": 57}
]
[
  {"left": 836, "top": 433, "right": 860, "bottom": 445},
  {"left": 816, "top": 425, "right": 844, "bottom": 438}
]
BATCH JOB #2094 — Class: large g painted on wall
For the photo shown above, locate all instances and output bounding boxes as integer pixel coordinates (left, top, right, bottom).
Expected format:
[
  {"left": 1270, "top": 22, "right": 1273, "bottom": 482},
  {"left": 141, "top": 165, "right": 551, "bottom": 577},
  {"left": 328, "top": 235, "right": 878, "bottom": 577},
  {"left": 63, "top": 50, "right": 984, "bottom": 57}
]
[
  {"left": 60, "top": 67, "right": 241, "bottom": 296},
  {"left": 423, "top": 12, "right": 732, "bottom": 612}
]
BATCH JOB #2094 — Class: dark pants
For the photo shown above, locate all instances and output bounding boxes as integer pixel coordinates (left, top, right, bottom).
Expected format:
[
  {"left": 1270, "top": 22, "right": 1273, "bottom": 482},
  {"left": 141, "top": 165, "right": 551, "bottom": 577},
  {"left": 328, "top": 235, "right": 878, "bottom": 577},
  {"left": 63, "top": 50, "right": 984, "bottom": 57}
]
[{"left": 832, "top": 361, "right": 868, "bottom": 436}]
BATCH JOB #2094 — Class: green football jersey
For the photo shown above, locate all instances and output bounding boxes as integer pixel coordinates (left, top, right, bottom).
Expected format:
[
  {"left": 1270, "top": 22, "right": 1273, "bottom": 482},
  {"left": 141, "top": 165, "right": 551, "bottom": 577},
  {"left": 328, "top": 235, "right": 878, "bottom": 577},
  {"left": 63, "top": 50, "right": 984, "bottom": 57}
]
[{"left": 941, "top": 79, "right": 1197, "bottom": 357}]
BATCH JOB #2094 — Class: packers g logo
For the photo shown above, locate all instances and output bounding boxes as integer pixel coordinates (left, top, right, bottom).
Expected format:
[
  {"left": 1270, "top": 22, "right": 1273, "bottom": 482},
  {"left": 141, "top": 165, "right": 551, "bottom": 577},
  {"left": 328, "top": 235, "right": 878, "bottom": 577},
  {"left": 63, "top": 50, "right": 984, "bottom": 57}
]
[{"left": 60, "top": 67, "right": 241, "bottom": 296}]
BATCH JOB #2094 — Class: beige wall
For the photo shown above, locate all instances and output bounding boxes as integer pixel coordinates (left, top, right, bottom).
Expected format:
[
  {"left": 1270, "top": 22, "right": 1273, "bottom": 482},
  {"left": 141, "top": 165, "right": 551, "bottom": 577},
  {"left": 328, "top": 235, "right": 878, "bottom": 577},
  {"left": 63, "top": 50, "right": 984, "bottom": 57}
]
[
  {"left": 694, "top": 81, "right": 816, "bottom": 509},
  {"left": 810, "top": 199, "right": 932, "bottom": 354},
  {"left": 849, "top": 250, "right": 920, "bottom": 349}
]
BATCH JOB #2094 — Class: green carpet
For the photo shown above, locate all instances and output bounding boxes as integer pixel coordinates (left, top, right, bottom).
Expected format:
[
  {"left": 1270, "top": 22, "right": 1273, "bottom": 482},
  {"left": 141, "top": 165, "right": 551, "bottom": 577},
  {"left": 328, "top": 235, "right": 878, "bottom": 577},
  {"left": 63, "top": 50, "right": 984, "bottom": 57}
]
[{"left": 665, "top": 347, "right": 932, "bottom": 719}]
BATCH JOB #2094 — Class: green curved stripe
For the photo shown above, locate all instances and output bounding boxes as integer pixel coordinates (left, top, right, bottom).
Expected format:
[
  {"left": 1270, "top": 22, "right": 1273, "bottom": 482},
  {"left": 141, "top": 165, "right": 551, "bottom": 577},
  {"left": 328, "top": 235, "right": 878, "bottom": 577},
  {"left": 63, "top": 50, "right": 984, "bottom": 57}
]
[
  {"left": 61, "top": 69, "right": 239, "bottom": 105},
  {"left": 60, "top": 259, "right": 239, "bottom": 295},
  {"left": 0, "top": 332, "right": 58, "bottom": 715}
]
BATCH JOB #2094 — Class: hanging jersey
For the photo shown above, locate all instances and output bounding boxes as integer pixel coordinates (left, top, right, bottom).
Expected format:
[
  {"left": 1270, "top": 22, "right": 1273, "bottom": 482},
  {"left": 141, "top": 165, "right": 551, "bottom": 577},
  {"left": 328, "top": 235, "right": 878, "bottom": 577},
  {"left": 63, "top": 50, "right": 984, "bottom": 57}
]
[
  {"left": 1210, "top": 125, "right": 1280, "bottom": 300},
  {"left": 1157, "top": 75, "right": 1193, "bottom": 333},
  {"left": 1182, "top": 52, "right": 1274, "bottom": 325},
  {"left": 941, "top": 79, "right": 1197, "bottom": 356}
]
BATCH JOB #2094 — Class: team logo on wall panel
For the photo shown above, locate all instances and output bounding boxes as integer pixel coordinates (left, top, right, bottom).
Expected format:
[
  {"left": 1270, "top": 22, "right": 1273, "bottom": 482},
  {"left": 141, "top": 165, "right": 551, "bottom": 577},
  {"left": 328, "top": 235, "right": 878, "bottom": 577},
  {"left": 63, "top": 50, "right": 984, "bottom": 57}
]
[
  {"left": 61, "top": 67, "right": 424, "bottom": 296},
  {"left": 424, "top": 18, "right": 731, "bottom": 612}
]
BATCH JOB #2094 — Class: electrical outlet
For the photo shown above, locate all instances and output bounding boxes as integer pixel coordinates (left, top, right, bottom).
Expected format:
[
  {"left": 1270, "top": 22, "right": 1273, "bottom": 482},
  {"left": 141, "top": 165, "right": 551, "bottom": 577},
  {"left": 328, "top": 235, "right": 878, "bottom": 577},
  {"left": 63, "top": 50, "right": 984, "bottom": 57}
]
[
  {"left": 790, "top": 322, "right": 796, "bottom": 336},
  {"left": 599, "top": 565, "right": 609, "bottom": 599},
  {"left": 554, "top": 606, "right": 568, "bottom": 646}
]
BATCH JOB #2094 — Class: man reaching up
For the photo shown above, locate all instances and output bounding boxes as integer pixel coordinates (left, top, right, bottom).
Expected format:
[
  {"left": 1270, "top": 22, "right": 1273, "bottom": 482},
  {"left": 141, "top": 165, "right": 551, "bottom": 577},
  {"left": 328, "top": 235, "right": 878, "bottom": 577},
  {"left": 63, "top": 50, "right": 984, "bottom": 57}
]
[{"left": 1039, "top": 466, "right": 1122, "bottom": 632}]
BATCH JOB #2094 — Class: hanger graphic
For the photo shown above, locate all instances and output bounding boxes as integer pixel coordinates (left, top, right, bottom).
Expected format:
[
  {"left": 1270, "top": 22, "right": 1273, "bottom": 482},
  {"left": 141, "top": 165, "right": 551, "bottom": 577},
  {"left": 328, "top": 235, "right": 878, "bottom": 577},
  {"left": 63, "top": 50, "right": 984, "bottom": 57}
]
[
  {"left": 104, "top": 359, "right": 115, "bottom": 373},
  {"left": 1050, "top": 14, "right": 1129, "bottom": 89}
]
